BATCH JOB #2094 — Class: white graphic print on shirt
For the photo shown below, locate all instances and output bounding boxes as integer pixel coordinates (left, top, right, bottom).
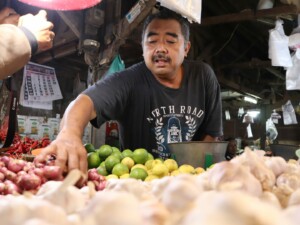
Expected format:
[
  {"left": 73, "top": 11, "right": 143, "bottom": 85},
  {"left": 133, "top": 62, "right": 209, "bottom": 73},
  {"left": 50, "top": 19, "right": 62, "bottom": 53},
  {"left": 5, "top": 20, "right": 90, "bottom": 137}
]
[{"left": 147, "top": 105, "right": 204, "bottom": 159}]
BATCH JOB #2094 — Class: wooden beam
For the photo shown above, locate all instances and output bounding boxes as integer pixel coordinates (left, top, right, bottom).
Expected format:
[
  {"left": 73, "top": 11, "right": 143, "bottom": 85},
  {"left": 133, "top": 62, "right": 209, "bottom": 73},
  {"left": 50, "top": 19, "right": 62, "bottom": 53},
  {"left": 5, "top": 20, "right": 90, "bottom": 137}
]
[
  {"left": 57, "top": 11, "right": 83, "bottom": 38},
  {"left": 99, "top": 0, "right": 157, "bottom": 65},
  {"left": 218, "top": 59, "right": 272, "bottom": 69},
  {"left": 198, "top": 5, "right": 298, "bottom": 26},
  {"left": 217, "top": 70, "right": 263, "bottom": 99}
]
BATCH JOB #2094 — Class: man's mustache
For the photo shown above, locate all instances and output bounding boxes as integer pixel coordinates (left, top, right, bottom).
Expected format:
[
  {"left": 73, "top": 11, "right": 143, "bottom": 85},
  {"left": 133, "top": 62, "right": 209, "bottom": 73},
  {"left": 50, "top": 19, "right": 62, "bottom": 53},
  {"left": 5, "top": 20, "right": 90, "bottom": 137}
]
[{"left": 152, "top": 53, "right": 171, "bottom": 62}]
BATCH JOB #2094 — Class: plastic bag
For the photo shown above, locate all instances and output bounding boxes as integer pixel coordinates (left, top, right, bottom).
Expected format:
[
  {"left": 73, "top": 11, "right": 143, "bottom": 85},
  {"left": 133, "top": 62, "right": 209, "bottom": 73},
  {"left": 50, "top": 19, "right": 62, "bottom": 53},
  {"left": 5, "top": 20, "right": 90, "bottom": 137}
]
[
  {"left": 157, "top": 0, "right": 201, "bottom": 24},
  {"left": 288, "top": 33, "right": 300, "bottom": 50},
  {"left": 238, "top": 107, "right": 244, "bottom": 118},
  {"left": 266, "top": 118, "right": 278, "bottom": 141},
  {"left": 282, "top": 100, "right": 298, "bottom": 125},
  {"left": 225, "top": 110, "right": 231, "bottom": 120},
  {"left": 268, "top": 19, "right": 293, "bottom": 67},
  {"left": 271, "top": 109, "right": 281, "bottom": 124},
  {"left": 286, "top": 49, "right": 300, "bottom": 90},
  {"left": 105, "top": 54, "right": 125, "bottom": 77},
  {"left": 257, "top": 0, "right": 274, "bottom": 10}
]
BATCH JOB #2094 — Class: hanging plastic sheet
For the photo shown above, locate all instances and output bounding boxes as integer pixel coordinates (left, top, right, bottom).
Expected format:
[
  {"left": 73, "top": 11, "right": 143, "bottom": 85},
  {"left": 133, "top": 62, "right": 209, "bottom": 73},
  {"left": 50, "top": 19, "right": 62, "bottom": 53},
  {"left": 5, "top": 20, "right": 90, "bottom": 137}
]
[
  {"left": 105, "top": 54, "right": 125, "bottom": 77},
  {"left": 266, "top": 118, "right": 278, "bottom": 141},
  {"left": 156, "top": 0, "right": 201, "bottom": 23},
  {"left": 271, "top": 110, "right": 281, "bottom": 124},
  {"left": 286, "top": 49, "right": 300, "bottom": 90},
  {"left": 282, "top": 100, "right": 298, "bottom": 125},
  {"left": 268, "top": 19, "right": 293, "bottom": 67}
]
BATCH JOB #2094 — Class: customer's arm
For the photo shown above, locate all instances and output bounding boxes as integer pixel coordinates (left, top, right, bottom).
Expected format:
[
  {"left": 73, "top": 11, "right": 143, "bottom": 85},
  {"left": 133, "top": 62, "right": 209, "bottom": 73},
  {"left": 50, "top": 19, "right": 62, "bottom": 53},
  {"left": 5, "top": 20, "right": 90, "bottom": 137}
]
[
  {"left": 0, "top": 8, "right": 54, "bottom": 79},
  {"left": 0, "top": 24, "right": 32, "bottom": 79}
]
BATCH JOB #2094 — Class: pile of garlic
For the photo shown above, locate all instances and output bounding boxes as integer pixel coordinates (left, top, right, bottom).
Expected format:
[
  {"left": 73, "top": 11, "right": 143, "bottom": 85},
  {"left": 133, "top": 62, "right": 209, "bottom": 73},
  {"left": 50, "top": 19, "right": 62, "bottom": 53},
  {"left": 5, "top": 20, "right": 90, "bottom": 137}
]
[{"left": 1, "top": 148, "right": 300, "bottom": 225}]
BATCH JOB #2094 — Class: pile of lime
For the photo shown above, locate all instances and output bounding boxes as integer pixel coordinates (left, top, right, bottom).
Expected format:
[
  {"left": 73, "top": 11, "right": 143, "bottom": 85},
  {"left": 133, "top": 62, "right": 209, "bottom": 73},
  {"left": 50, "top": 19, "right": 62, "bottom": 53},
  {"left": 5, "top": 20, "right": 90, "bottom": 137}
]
[{"left": 84, "top": 143, "right": 206, "bottom": 181}]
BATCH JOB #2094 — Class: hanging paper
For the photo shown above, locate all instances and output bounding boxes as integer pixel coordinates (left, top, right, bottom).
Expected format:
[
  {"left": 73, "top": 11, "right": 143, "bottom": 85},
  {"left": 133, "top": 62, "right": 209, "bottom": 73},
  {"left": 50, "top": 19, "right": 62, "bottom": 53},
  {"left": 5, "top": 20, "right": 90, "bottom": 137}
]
[{"left": 20, "top": 62, "right": 63, "bottom": 110}]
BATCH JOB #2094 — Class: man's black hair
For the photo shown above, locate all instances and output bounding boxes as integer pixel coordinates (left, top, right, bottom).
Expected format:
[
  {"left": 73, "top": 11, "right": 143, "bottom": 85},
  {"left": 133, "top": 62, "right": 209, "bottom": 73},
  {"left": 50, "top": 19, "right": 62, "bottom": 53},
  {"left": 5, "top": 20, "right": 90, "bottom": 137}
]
[
  {"left": 141, "top": 8, "right": 190, "bottom": 45},
  {"left": 225, "top": 137, "right": 236, "bottom": 142}
]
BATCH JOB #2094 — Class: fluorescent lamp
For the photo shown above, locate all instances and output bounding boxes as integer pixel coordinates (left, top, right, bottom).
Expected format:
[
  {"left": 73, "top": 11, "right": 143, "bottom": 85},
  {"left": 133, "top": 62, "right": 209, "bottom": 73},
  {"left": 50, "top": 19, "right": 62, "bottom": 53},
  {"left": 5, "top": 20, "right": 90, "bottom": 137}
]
[
  {"left": 244, "top": 96, "right": 258, "bottom": 104},
  {"left": 247, "top": 110, "right": 260, "bottom": 118}
]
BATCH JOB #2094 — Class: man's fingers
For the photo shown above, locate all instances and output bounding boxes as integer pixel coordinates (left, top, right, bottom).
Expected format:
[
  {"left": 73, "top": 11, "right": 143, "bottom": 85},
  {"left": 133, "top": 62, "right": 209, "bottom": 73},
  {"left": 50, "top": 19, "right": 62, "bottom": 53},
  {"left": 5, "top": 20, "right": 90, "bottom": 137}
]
[
  {"left": 34, "top": 146, "right": 56, "bottom": 163},
  {"left": 67, "top": 150, "right": 80, "bottom": 172},
  {"left": 79, "top": 151, "right": 88, "bottom": 175},
  {"left": 55, "top": 148, "right": 68, "bottom": 173}
]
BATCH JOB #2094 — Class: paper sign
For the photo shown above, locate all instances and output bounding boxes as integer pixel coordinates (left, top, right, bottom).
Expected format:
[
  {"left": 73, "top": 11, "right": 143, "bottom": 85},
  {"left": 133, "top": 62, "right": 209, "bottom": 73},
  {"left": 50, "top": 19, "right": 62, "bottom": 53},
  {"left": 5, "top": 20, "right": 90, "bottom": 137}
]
[{"left": 20, "top": 62, "right": 62, "bottom": 110}]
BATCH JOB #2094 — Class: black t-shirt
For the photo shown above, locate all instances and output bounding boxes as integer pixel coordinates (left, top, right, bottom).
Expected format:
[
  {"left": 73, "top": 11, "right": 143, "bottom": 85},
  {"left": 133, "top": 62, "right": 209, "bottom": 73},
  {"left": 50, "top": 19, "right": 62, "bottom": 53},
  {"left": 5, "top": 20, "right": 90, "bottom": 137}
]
[{"left": 83, "top": 60, "right": 223, "bottom": 159}]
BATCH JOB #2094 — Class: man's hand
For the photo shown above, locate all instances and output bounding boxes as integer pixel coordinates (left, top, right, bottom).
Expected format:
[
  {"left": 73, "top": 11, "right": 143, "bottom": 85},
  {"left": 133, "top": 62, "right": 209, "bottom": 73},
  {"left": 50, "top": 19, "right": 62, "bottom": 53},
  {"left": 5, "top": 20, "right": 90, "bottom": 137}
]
[
  {"left": 0, "top": 7, "right": 20, "bottom": 25},
  {"left": 18, "top": 10, "right": 55, "bottom": 51},
  {"left": 34, "top": 131, "right": 88, "bottom": 176}
]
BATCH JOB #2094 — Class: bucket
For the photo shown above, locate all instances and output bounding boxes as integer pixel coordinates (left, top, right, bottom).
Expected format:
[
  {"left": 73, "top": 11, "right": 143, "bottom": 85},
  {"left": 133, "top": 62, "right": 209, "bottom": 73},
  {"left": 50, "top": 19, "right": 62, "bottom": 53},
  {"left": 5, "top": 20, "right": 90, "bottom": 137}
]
[{"left": 168, "top": 141, "right": 228, "bottom": 168}]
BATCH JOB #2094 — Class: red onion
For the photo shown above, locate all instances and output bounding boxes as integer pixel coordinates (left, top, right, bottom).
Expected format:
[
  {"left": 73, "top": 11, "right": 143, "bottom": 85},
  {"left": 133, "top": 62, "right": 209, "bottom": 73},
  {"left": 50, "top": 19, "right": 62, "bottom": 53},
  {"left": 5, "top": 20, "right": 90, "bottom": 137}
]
[
  {"left": 88, "top": 168, "right": 100, "bottom": 181},
  {"left": 7, "top": 159, "right": 26, "bottom": 173},
  {"left": 4, "top": 170, "right": 17, "bottom": 182},
  {"left": 17, "top": 171, "right": 27, "bottom": 177},
  {"left": 31, "top": 168, "right": 44, "bottom": 178},
  {"left": 4, "top": 180, "right": 20, "bottom": 195},
  {"left": 0, "top": 182, "right": 5, "bottom": 194},
  {"left": 43, "top": 166, "right": 63, "bottom": 180},
  {"left": 0, "top": 161, "right": 5, "bottom": 167},
  {"left": 0, "top": 156, "right": 11, "bottom": 167},
  {"left": 17, "top": 174, "right": 41, "bottom": 191},
  {"left": 96, "top": 180, "right": 106, "bottom": 191},
  {"left": 23, "top": 162, "right": 35, "bottom": 172},
  {"left": 0, "top": 172, "right": 4, "bottom": 182},
  {"left": 0, "top": 166, "right": 8, "bottom": 175}
]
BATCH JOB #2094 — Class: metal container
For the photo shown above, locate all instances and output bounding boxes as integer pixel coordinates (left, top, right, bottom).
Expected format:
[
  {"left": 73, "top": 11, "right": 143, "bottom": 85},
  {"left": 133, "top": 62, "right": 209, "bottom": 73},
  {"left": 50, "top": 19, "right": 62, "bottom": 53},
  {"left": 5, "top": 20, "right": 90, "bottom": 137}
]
[
  {"left": 168, "top": 141, "right": 228, "bottom": 168},
  {"left": 269, "top": 144, "right": 300, "bottom": 160}
]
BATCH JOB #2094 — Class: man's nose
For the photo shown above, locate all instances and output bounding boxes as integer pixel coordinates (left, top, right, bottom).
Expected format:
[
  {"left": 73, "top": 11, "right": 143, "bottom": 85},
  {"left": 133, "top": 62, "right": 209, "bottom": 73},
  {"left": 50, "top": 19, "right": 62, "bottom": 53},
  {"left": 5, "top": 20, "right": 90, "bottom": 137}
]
[{"left": 155, "top": 42, "right": 168, "bottom": 53}]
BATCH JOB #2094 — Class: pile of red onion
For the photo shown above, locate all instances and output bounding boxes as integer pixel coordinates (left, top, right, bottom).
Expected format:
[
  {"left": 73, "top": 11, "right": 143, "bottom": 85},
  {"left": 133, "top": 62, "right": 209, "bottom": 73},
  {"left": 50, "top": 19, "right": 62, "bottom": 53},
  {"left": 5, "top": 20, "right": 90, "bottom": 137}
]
[{"left": 0, "top": 156, "right": 106, "bottom": 195}]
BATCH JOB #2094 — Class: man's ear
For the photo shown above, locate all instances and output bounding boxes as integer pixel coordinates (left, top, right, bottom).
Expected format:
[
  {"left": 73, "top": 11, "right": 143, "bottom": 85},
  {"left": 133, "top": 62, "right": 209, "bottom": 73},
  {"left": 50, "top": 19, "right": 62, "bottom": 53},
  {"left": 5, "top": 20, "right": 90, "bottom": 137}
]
[{"left": 184, "top": 41, "right": 191, "bottom": 57}]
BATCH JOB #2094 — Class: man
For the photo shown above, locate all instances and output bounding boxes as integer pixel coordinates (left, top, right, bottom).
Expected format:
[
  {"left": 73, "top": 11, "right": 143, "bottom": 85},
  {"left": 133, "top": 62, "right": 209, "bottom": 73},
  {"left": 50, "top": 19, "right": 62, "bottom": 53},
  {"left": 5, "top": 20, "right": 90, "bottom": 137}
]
[
  {"left": 36, "top": 9, "right": 223, "bottom": 174},
  {"left": 0, "top": 7, "right": 55, "bottom": 79},
  {"left": 225, "top": 137, "right": 237, "bottom": 160}
]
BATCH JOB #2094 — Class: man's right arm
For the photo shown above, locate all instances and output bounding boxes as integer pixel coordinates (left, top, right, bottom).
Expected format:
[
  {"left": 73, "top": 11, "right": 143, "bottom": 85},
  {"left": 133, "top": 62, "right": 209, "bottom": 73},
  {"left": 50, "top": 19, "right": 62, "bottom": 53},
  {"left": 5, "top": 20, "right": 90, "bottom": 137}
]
[{"left": 35, "top": 94, "right": 97, "bottom": 175}]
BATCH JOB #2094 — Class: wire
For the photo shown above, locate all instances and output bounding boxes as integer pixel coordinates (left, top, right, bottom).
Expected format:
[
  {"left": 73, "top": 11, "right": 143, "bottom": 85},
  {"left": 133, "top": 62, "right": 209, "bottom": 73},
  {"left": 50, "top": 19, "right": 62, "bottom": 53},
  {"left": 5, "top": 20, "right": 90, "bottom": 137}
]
[{"left": 209, "top": 23, "right": 240, "bottom": 59}]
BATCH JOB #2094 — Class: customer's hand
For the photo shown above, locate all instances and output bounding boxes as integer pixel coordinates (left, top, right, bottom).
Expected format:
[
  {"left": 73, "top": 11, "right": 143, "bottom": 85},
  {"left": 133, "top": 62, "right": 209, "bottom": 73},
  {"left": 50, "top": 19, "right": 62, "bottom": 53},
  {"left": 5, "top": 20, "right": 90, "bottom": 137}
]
[
  {"left": 0, "top": 7, "right": 20, "bottom": 25},
  {"left": 18, "top": 10, "right": 55, "bottom": 51}
]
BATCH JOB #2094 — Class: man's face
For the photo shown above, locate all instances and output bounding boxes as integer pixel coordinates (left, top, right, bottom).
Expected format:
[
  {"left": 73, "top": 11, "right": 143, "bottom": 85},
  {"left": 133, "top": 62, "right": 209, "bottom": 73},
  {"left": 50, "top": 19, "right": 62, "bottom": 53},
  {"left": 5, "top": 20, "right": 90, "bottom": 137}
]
[
  {"left": 228, "top": 140, "right": 237, "bottom": 155},
  {"left": 142, "top": 19, "right": 190, "bottom": 79}
]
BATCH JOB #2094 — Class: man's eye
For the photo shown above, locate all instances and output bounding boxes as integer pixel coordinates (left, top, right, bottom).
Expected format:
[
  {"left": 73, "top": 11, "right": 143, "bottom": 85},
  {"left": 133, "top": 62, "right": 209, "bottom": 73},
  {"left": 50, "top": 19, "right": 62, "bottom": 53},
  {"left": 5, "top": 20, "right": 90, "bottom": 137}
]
[
  {"left": 148, "top": 40, "right": 157, "bottom": 44},
  {"left": 167, "top": 40, "right": 175, "bottom": 44}
]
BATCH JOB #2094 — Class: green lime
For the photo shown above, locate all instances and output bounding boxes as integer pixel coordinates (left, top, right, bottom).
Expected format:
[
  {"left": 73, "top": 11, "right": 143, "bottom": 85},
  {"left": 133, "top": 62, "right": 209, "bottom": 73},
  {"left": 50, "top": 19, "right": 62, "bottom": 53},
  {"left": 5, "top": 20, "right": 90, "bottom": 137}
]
[
  {"left": 105, "top": 155, "right": 121, "bottom": 173},
  {"left": 112, "top": 163, "right": 129, "bottom": 177},
  {"left": 97, "top": 165, "right": 108, "bottom": 176},
  {"left": 147, "top": 153, "right": 154, "bottom": 160},
  {"left": 100, "top": 161, "right": 106, "bottom": 167},
  {"left": 87, "top": 152, "right": 101, "bottom": 169},
  {"left": 129, "top": 168, "right": 148, "bottom": 181},
  {"left": 112, "top": 146, "right": 121, "bottom": 153},
  {"left": 97, "top": 144, "right": 113, "bottom": 160},
  {"left": 84, "top": 143, "right": 95, "bottom": 153},
  {"left": 122, "top": 149, "right": 133, "bottom": 158},
  {"left": 111, "top": 151, "right": 124, "bottom": 160},
  {"left": 132, "top": 148, "right": 148, "bottom": 164}
]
